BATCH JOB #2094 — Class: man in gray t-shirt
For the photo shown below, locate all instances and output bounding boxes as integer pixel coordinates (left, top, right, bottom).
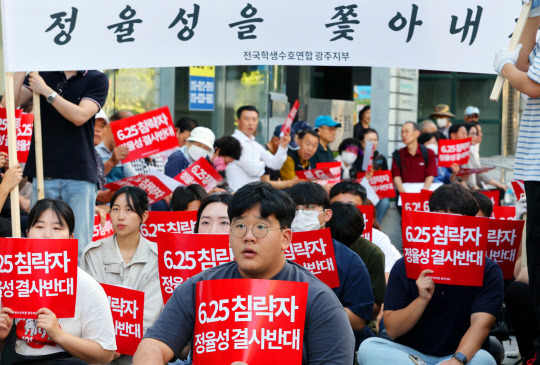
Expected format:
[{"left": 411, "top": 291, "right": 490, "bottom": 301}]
[{"left": 134, "top": 182, "right": 354, "bottom": 364}]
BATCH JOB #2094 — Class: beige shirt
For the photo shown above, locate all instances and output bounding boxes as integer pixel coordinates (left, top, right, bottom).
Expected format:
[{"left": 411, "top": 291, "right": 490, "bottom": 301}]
[{"left": 81, "top": 234, "right": 164, "bottom": 333}]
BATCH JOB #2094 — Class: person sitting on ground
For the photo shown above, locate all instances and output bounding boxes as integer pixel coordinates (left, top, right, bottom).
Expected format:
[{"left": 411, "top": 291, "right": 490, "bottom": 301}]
[
  {"left": 210, "top": 136, "right": 242, "bottom": 174},
  {"left": 309, "top": 116, "right": 341, "bottom": 165},
  {"left": 194, "top": 193, "right": 233, "bottom": 234},
  {"left": 174, "top": 117, "right": 198, "bottom": 149},
  {"left": 0, "top": 199, "right": 116, "bottom": 365},
  {"left": 418, "top": 132, "right": 459, "bottom": 185},
  {"left": 287, "top": 182, "right": 374, "bottom": 348},
  {"left": 81, "top": 186, "right": 163, "bottom": 365},
  {"left": 133, "top": 181, "right": 355, "bottom": 364},
  {"left": 164, "top": 127, "right": 215, "bottom": 179},
  {"left": 280, "top": 130, "right": 319, "bottom": 181},
  {"left": 472, "top": 191, "right": 494, "bottom": 217},
  {"left": 170, "top": 184, "right": 209, "bottom": 212},
  {"left": 357, "top": 184, "right": 504, "bottom": 365},
  {"left": 449, "top": 123, "right": 469, "bottom": 140},
  {"left": 335, "top": 137, "right": 363, "bottom": 180}
]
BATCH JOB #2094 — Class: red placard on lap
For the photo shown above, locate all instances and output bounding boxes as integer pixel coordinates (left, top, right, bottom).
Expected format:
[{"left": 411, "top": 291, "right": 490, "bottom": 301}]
[
  {"left": 402, "top": 211, "right": 488, "bottom": 286},
  {"left": 157, "top": 233, "right": 232, "bottom": 304},
  {"left": 0, "top": 238, "right": 78, "bottom": 318},
  {"left": 174, "top": 157, "right": 223, "bottom": 192},
  {"left": 456, "top": 166, "right": 494, "bottom": 177},
  {"left": 491, "top": 206, "right": 516, "bottom": 221},
  {"left": 0, "top": 109, "right": 33, "bottom": 163},
  {"left": 104, "top": 175, "right": 172, "bottom": 204},
  {"left": 101, "top": 284, "right": 144, "bottom": 356},
  {"left": 356, "top": 205, "right": 374, "bottom": 241},
  {"left": 141, "top": 211, "right": 197, "bottom": 242},
  {"left": 438, "top": 138, "right": 471, "bottom": 167},
  {"left": 357, "top": 170, "right": 396, "bottom": 199},
  {"left": 193, "top": 279, "right": 307, "bottom": 365},
  {"left": 486, "top": 218, "right": 524, "bottom": 280},
  {"left": 315, "top": 162, "right": 341, "bottom": 185},
  {"left": 286, "top": 228, "right": 339, "bottom": 288},
  {"left": 110, "top": 106, "right": 177, "bottom": 163},
  {"left": 479, "top": 189, "right": 500, "bottom": 207},
  {"left": 511, "top": 180, "right": 525, "bottom": 201},
  {"left": 401, "top": 192, "right": 428, "bottom": 212},
  {"left": 92, "top": 214, "right": 115, "bottom": 242},
  {"left": 296, "top": 164, "right": 341, "bottom": 181}
]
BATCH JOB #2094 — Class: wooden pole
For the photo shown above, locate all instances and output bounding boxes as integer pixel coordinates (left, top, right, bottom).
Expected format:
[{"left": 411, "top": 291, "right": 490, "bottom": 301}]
[
  {"left": 490, "top": 2, "right": 531, "bottom": 102},
  {"left": 32, "top": 76, "right": 45, "bottom": 200},
  {"left": 4, "top": 72, "right": 21, "bottom": 238}
]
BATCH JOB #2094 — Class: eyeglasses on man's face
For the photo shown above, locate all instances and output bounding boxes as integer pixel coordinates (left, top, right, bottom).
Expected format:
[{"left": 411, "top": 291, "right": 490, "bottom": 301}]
[{"left": 230, "top": 222, "right": 283, "bottom": 238}]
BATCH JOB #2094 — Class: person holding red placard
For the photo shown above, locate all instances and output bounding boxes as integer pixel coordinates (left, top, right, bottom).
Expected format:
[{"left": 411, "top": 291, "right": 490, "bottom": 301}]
[
  {"left": 134, "top": 182, "right": 354, "bottom": 364},
  {"left": 0, "top": 199, "right": 116, "bottom": 364},
  {"left": 279, "top": 130, "right": 319, "bottom": 181},
  {"left": 164, "top": 127, "right": 215, "bottom": 179},
  {"left": 358, "top": 184, "right": 504, "bottom": 365},
  {"left": 81, "top": 187, "right": 163, "bottom": 355}
]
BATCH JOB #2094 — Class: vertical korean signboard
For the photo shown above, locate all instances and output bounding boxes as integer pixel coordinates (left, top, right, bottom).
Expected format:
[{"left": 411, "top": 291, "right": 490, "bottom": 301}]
[{"left": 189, "top": 66, "right": 215, "bottom": 111}]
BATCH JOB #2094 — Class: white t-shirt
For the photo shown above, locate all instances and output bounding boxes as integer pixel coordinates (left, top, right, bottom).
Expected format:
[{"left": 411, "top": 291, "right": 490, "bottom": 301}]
[
  {"left": 371, "top": 229, "right": 401, "bottom": 273},
  {"left": 14, "top": 268, "right": 116, "bottom": 356}
]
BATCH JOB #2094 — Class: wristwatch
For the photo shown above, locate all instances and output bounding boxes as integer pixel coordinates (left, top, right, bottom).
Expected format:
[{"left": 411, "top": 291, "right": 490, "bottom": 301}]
[
  {"left": 46, "top": 91, "right": 57, "bottom": 104},
  {"left": 453, "top": 352, "right": 468, "bottom": 364}
]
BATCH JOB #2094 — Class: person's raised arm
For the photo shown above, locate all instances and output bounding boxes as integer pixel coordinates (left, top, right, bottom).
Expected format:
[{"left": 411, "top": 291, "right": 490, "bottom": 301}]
[
  {"left": 438, "top": 312, "right": 496, "bottom": 365},
  {"left": 27, "top": 72, "right": 99, "bottom": 127},
  {"left": 133, "top": 338, "right": 175, "bottom": 365},
  {"left": 384, "top": 269, "right": 434, "bottom": 339},
  {"left": 260, "top": 133, "right": 290, "bottom": 170}
]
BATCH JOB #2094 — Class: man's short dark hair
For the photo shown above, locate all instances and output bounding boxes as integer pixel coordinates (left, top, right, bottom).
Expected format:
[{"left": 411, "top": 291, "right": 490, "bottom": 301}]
[
  {"left": 358, "top": 128, "right": 378, "bottom": 142},
  {"left": 287, "top": 182, "right": 331, "bottom": 210},
  {"left": 329, "top": 180, "right": 367, "bottom": 205},
  {"left": 228, "top": 181, "right": 296, "bottom": 229},
  {"left": 171, "top": 184, "right": 209, "bottom": 211},
  {"left": 429, "top": 184, "right": 479, "bottom": 216},
  {"left": 214, "top": 136, "right": 242, "bottom": 160},
  {"left": 418, "top": 132, "right": 434, "bottom": 146},
  {"left": 472, "top": 191, "right": 494, "bottom": 217},
  {"left": 175, "top": 117, "right": 198, "bottom": 132},
  {"left": 403, "top": 121, "right": 420, "bottom": 132},
  {"left": 338, "top": 138, "right": 362, "bottom": 154},
  {"left": 236, "top": 105, "right": 259, "bottom": 119},
  {"left": 449, "top": 123, "right": 466, "bottom": 137},
  {"left": 297, "top": 129, "right": 319, "bottom": 141},
  {"left": 327, "top": 202, "right": 364, "bottom": 247}
]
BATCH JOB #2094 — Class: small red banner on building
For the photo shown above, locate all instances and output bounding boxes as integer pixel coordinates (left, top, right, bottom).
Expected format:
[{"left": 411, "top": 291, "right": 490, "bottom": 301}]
[
  {"left": 101, "top": 284, "right": 144, "bottom": 356},
  {"left": 193, "top": 279, "right": 308, "bottom": 365},
  {"left": 0, "top": 238, "right": 78, "bottom": 318}
]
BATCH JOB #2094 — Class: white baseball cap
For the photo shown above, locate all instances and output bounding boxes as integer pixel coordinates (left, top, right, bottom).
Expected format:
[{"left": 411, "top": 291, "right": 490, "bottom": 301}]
[
  {"left": 464, "top": 106, "right": 480, "bottom": 116},
  {"left": 187, "top": 127, "right": 215, "bottom": 149},
  {"left": 95, "top": 109, "right": 109, "bottom": 124}
]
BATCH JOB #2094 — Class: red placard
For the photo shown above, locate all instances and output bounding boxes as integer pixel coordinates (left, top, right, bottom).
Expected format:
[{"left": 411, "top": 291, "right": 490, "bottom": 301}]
[
  {"left": 356, "top": 205, "right": 374, "bottom": 241},
  {"left": 296, "top": 164, "right": 341, "bottom": 181},
  {"left": 479, "top": 189, "right": 500, "bottom": 207},
  {"left": 280, "top": 100, "right": 299, "bottom": 136},
  {"left": 104, "top": 175, "right": 172, "bottom": 204},
  {"left": 512, "top": 180, "right": 525, "bottom": 201},
  {"left": 0, "top": 109, "right": 33, "bottom": 163},
  {"left": 0, "top": 238, "right": 78, "bottom": 318},
  {"left": 157, "top": 233, "right": 232, "bottom": 304},
  {"left": 486, "top": 218, "right": 524, "bottom": 280},
  {"left": 174, "top": 157, "right": 223, "bottom": 192},
  {"left": 402, "top": 211, "right": 488, "bottom": 286},
  {"left": 401, "top": 192, "right": 429, "bottom": 212},
  {"left": 491, "top": 206, "right": 516, "bottom": 220},
  {"left": 110, "top": 106, "right": 177, "bottom": 163},
  {"left": 141, "top": 211, "right": 198, "bottom": 242},
  {"left": 193, "top": 279, "right": 307, "bottom": 365},
  {"left": 438, "top": 138, "right": 471, "bottom": 167},
  {"left": 357, "top": 170, "right": 396, "bottom": 199},
  {"left": 315, "top": 162, "right": 341, "bottom": 185},
  {"left": 456, "top": 166, "right": 494, "bottom": 177},
  {"left": 101, "top": 284, "right": 144, "bottom": 356},
  {"left": 92, "top": 214, "right": 115, "bottom": 242},
  {"left": 286, "top": 229, "right": 339, "bottom": 288}
]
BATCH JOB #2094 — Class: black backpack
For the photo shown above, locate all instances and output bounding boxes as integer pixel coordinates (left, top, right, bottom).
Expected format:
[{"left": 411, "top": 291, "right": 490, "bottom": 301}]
[{"left": 392, "top": 144, "right": 429, "bottom": 176}]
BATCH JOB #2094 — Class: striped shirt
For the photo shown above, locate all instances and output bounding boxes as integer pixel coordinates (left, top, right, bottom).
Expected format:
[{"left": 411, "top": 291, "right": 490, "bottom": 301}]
[{"left": 515, "top": 41, "right": 540, "bottom": 181}]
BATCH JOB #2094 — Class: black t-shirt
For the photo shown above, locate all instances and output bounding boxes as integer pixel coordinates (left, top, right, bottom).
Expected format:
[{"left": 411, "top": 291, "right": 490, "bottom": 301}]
[
  {"left": 384, "top": 258, "right": 504, "bottom": 356},
  {"left": 23, "top": 71, "right": 109, "bottom": 183}
]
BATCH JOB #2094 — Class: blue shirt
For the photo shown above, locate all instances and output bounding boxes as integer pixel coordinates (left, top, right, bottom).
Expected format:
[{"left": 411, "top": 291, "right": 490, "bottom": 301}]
[{"left": 164, "top": 146, "right": 191, "bottom": 178}]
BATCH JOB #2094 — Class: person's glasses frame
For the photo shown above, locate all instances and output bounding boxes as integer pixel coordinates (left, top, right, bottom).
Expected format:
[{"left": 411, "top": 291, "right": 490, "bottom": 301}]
[{"left": 230, "top": 222, "right": 283, "bottom": 238}]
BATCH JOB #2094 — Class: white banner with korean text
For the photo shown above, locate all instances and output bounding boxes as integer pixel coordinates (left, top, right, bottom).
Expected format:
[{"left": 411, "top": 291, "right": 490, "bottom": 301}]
[{"left": 1, "top": 0, "right": 520, "bottom": 73}]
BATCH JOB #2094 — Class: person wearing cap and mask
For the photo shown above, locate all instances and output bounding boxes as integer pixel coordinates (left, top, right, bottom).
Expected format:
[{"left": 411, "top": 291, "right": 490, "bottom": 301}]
[
  {"left": 430, "top": 104, "right": 455, "bottom": 138},
  {"left": 226, "top": 105, "right": 290, "bottom": 192},
  {"left": 164, "top": 127, "right": 215, "bottom": 178},
  {"left": 310, "top": 115, "right": 342, "bottom": 165}
]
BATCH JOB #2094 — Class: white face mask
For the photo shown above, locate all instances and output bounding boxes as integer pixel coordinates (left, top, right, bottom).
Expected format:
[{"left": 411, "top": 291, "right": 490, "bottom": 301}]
[
  {"left": 291, "top": 210, "right": 325, "bottom": 232},
  {"left": 341, "top": 151, "right": 357, "bottom": 165},
  {"left": 436, "top": 118, "right": 448, "bottom": 128},
  {"left": 188, "top": 144, "right": 209, "bottom": 161},
  {"left": 426, "top": 144, "right": 438, "bottom": 156}
]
